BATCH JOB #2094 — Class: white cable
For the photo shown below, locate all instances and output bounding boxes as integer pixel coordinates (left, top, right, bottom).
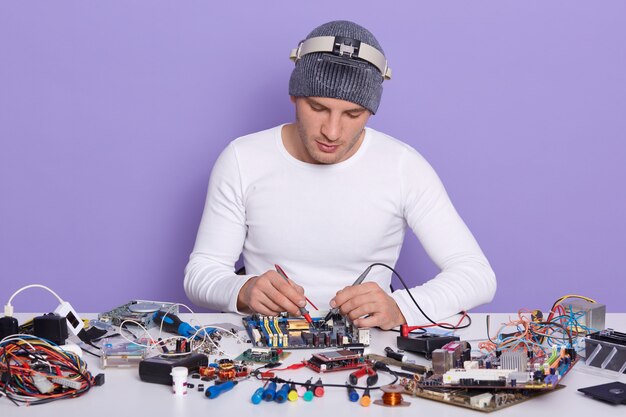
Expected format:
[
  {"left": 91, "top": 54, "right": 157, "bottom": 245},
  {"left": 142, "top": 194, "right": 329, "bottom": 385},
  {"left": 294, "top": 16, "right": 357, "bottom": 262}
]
[
  {"left": 5, "top": 284, "right": 65, "bottom": 316},
  {"left": 118, "top": 320, "right": 157, "bottom": 346},
  {"left": 0, "top": 334, "right": 40, "bottom": 351}
]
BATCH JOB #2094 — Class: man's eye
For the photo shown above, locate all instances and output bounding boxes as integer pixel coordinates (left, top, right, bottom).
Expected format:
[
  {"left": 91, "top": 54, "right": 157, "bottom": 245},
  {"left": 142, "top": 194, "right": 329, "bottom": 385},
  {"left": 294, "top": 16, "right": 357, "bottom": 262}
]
[
  {"left": 310, "top": 105, "right": 324, "bottom": 112},
  {"left": 347, "top": 112, "right": 362, "bottom": 119}
]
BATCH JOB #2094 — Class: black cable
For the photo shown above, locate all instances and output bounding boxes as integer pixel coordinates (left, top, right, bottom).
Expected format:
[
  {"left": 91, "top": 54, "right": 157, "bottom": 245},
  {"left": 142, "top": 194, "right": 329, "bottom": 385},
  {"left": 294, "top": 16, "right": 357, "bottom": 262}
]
[
  {"left": 82, "top": 343, "right": 102, "bottom": 358},
  {"left": 251, "top": 362, "right": 398, "bottom": 391},
  {"left": 536, "top": 321, "right": 573, "bottom": 348},
  {"left": 363, "top": 262, "right": 472, "bottom": 330}
]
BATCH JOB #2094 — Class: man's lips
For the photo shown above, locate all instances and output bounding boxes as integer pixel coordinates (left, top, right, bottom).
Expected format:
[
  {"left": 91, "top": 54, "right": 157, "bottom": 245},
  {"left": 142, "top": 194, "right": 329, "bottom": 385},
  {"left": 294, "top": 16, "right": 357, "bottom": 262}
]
[{"left": 316, "top": 141, "right": 339, "bottom": 152}]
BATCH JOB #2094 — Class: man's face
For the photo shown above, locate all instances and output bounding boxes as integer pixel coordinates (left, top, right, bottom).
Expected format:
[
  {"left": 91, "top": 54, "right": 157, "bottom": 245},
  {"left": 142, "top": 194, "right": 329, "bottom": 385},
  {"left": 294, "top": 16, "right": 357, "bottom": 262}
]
[{"left": 291, "top": 96, "right": 371, "bottom": 164}]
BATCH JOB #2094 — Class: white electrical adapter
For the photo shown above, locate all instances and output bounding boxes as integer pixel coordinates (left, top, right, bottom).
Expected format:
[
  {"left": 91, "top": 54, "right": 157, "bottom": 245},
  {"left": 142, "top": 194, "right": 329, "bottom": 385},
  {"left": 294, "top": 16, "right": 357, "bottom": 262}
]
[{"left": 53, "top": 301, "right": 84, "bottom": 335}]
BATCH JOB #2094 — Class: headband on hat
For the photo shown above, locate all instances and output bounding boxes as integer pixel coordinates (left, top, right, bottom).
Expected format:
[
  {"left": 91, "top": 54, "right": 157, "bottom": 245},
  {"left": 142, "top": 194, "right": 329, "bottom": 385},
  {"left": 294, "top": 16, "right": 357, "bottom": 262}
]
[{"left": 290, "top": 35, "right": 392, "bottom": 81}]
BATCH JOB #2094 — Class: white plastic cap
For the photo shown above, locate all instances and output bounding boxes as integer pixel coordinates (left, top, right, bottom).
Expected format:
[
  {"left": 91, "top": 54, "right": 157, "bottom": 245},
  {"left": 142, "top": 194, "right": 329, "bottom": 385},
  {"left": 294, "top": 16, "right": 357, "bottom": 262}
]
[{"left": 170, "top": 367, "right": 188, "bottom": 378}]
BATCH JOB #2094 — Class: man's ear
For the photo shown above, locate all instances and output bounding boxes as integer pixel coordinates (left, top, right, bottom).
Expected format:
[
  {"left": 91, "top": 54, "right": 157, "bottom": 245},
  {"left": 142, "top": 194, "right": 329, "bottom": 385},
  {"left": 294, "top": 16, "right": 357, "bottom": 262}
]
[{"left": 290, "top": 95, "right": 297, "bottom": 104}]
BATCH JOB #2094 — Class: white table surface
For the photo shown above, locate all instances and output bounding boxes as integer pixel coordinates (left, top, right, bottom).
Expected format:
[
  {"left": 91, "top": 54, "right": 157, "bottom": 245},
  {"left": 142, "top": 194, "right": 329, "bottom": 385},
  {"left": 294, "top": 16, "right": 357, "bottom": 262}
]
[{"left": 3, "top": 313, "right": 625, "bottom": 416}]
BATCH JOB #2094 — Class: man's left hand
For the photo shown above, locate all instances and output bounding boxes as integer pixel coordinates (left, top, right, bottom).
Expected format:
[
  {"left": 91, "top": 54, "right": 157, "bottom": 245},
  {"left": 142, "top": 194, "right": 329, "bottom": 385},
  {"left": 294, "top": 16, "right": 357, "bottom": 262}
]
[{"left": 330, "top": 282, "right": 406, "bottom": 330}]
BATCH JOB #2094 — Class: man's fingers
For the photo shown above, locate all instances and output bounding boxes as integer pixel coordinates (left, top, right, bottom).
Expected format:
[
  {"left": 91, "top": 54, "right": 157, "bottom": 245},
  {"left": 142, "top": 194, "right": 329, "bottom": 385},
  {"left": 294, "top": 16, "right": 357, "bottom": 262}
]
[
  {"left": 353, "top": 314, "right": 383, "bottom": 329},
  {"left": 267, "top": 273, "right": 307, "bottom": 308},
  {"left": 250, "top": 294, "right": 283, "bottom": 316},
  {"left": 332, "top": 281, "right": 378, "bottom": 307},
  {"left": 344, "top": 301, "right": 378, "bottom": 322}
]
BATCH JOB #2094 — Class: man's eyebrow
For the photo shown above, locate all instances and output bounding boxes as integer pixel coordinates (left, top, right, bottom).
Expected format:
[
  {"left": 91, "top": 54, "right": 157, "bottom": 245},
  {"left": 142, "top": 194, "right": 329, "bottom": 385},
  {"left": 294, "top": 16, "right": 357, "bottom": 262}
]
[
  {"left": 306, "top": 98, "right": 328, "bottom": 109},
  {"left": 345, "top": 107, "right": 366, "bottom": 114}
]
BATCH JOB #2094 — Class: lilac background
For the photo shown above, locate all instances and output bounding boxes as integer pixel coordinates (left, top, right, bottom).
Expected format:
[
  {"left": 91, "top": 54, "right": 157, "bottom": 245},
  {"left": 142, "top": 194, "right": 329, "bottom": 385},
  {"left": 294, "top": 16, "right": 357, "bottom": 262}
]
[{"left": 1, "top": 1, "right": 625, "bottom": 314}]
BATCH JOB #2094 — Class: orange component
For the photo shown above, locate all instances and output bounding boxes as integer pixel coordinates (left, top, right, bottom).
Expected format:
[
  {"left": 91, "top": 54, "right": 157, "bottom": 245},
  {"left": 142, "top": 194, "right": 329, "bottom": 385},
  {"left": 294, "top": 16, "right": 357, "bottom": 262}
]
[{"left": 199, "top": 366, "right": 216, "bottom": 378}]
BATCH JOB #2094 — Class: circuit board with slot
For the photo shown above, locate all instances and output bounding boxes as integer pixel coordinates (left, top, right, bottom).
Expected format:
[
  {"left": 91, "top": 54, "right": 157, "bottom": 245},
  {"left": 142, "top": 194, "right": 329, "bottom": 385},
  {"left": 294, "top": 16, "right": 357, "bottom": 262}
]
[
  {"left": 418, "top": 348, "right": 578, "bottom": 391},
  {"left": 242, "top": 313, "right": 369, "bottom": 349},
  {"left": 404, "top": 383, "right": 565, "bottom": 413}
]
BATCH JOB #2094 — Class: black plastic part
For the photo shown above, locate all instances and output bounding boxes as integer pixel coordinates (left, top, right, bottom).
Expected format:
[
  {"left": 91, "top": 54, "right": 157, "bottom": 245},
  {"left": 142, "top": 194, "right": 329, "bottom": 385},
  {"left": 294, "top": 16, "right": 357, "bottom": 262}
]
[
  {"left": 33, "top": 313, "right": 68, "bottom": 345},
  {"left": 396, "top": 333, "right": 460, "bottom": 359},
  {"left": 139, "top": 353, "right": 208, "bottom": 385},
  {"left": 0, "top": 316, "right": 19, "bottom": 340},
  {"left": 94, "top": 373, "right": 105, "bottom": 386}
]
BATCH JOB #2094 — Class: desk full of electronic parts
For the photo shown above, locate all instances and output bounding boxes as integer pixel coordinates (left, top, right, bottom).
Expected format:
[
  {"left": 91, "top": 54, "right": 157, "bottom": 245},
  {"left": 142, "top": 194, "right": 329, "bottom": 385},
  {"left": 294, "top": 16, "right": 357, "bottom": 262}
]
[{"left": 4, "top": 313, "right": 625, "bottom": 416}]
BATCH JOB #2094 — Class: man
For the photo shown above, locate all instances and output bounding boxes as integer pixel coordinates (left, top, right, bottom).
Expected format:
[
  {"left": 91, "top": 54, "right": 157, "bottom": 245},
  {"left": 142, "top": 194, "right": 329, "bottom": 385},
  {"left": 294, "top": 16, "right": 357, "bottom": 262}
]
[{"left": 184, "top": 21, "right": 496, "bottom": 330}]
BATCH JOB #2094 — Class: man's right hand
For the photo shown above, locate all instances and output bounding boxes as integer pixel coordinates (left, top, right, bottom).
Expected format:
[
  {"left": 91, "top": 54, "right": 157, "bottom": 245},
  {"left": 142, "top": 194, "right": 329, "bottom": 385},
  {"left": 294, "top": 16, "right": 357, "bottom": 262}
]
[{"left": 237, "top": 270, "right": 307, "bottom": 316}]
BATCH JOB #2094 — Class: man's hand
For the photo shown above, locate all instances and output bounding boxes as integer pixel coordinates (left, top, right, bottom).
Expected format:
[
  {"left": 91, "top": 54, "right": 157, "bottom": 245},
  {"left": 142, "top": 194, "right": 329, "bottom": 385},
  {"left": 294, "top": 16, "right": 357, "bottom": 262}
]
[
  {"left": 330, "top": 282, "right": 406, "bottom": 330},
  {"left": 237, "top": 270, "right": 307, "bottom": 316}
]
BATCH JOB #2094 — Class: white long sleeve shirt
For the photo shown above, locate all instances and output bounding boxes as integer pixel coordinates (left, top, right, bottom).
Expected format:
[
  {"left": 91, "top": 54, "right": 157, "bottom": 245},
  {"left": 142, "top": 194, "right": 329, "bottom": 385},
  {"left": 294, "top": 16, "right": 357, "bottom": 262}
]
[{"left": 184, "top": 124, "right": 496, "bottom": 325}]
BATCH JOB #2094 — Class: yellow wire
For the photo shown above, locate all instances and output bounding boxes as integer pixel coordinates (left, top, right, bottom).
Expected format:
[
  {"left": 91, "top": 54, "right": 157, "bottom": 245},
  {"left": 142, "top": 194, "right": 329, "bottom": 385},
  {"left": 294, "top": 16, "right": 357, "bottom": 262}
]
[{"left": 554, "top": 294, "right": 596, "bottom": 306}]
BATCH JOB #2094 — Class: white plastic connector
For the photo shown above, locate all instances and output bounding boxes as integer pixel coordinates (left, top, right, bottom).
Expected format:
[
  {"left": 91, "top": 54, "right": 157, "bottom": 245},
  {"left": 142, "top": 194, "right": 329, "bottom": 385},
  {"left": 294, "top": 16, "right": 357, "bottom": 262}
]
[
  {"left": 51, "top": 377, "right": 82, "bottom": 390},
  {"left": 32, "top": 375, "right": 55, "bottom": 394},
  {"left": 53, "top": 301, "right": 84, "bottom": 335},
  {"left": 4, "top": 304, "right": 14, "bottom": 317}
]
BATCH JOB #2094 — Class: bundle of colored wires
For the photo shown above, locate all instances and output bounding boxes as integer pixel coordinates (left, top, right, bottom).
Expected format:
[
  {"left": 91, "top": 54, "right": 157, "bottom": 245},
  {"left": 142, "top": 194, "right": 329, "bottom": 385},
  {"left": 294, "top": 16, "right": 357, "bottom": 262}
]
[
  {"left": 484, "top": 308, "right": 575, "bottom": 357},
  {"left": 0, "top": 335, "right": 96, "bottom": 406}
]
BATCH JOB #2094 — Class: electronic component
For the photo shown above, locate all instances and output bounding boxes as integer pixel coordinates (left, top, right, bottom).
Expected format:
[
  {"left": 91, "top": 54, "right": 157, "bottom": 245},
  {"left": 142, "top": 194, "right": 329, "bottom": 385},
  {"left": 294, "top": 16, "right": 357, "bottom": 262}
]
[
  {"left": 33, "top": 313, "right": 68, "bottom": 345},
  {"left": 305, "top": 349, "right": 363, "bottom": 373},
  {"left": 235, "top": 347, "right": 290, "bottom": 363},
  {"left": 98, "top": 300, "right": 179, "bottom": 327},
  {"left": 410, "top": 345, "right": 577, "bottom": 390},
  {"left": 585, "top": 329, "right": 626, "bottom": 373},
  {"left": 53, "top": 301, "right": 84, "bottom": 335},
  {"left": 0, "top": 316, "right": 18, "bottom": 340},
  {"left": 100, "top": 342, "right": 147, "bottom": 368},
  {"left": 396, "top": 332, "right": 460, "bottom": 359},
  {"left": 364, "top": 353, "right": 430, "bottom": 374},
  {"left": 402, "top": 384, "right": 563, "bottom": 412},
  {"left": 562, "top": 299, "right": 606, "bottom": 334},
  {"left": 138, "top": 353, "right": 208, "bottom": 385},
  {"left": 242, "top": 313, "right": 369, "bottom": 349}
]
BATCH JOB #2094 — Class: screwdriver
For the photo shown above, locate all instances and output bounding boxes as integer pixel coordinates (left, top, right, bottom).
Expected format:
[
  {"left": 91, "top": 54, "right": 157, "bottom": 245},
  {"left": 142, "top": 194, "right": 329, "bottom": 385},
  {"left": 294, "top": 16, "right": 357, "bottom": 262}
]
[
  {"left": 275, "top": 265, "right": 313, "bottom": 324},
  {"left": 152, "top": 310, "right": 215, "bottom": 339},
  {"left": 205, "top": 380, "right": 237, "bottom": 399}
]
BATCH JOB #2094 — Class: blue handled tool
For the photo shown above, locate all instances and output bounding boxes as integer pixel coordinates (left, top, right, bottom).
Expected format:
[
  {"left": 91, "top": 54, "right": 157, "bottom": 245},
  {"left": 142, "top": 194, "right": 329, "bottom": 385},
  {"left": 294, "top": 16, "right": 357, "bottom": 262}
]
[
  {"left": 152, "top": 310, "right": 215, "bottom": 339},
  {"left": 205, "top": 380, "right": 238, "bottom": 399}
]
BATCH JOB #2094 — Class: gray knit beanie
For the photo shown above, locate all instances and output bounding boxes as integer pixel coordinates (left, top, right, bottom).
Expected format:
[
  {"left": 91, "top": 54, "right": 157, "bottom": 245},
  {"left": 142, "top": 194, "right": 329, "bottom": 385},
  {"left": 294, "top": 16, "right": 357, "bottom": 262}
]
[{"left": 289, "top": 21, "right": 387, "bottom": 114}]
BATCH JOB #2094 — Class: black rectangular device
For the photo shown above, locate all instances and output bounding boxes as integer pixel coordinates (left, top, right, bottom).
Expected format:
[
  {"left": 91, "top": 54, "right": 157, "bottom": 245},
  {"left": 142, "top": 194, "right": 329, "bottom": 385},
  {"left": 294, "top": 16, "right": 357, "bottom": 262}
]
[
  {"left": 138, "top": 353, "right": 208, "bottom": 385},
  {"left": 397, "top": 333, "right": 460, "bottom": 359}
]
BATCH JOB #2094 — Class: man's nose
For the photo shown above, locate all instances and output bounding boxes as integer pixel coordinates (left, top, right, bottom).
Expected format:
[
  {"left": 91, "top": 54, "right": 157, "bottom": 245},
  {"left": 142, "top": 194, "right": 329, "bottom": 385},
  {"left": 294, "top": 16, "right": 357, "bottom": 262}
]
[{"left": 321, "top": 113, "right": 341, "bottom": 142}]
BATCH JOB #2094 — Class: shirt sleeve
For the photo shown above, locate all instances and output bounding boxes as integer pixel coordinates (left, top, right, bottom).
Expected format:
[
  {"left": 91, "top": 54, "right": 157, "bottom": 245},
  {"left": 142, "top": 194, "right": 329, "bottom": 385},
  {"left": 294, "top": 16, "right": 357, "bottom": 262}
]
[
  {"left": 184, "top": 142, "right": 254, "bottom": 313},
  {"left": 390, "top": 147, "right": 497, "bottom": 326}
]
